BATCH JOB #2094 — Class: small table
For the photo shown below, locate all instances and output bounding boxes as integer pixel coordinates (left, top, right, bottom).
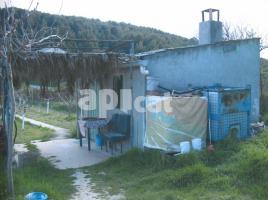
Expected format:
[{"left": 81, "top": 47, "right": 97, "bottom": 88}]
[{"left": 79, "top": 117, "right": 109, "bottom": 151}]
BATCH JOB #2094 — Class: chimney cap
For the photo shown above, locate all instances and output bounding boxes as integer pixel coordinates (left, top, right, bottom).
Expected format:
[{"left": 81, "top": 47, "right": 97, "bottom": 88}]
[
  {"left": 202, "top": 8, "right": 220, "bottom": 22},
  {"left": 202, "top": 8, "right": 219, "bottom": 13}
]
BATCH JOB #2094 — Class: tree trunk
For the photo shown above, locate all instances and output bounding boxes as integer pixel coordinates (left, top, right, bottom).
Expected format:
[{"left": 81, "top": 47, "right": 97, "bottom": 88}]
[{"left": 1, "top": 56, "right": 15, "bottom": 197}]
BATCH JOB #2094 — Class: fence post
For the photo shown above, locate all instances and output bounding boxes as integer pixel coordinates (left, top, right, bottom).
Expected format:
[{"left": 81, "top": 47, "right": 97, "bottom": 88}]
[
  {"left": 46, "top": 99, "right": 50, "bottom": 114},
  {"left": 22, "top": 106, "right": 26, "bottom": 130}
]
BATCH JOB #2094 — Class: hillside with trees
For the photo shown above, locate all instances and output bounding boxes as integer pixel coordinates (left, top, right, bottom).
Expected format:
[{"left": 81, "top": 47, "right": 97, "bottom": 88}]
[{"left": 2, "top": 7, "right": 197, "bottom": 53}]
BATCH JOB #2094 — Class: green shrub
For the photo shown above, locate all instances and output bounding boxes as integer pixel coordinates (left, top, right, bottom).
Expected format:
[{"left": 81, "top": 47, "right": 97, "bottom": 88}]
[
  {"left": 164, "top": 163, "right": 210, "bottom": 188},
  {"left": 237, "top": 145, "right": 268, "bottom": 183},
  {"left": 200, "top": 137, "right": 241, "bottom": 166}
]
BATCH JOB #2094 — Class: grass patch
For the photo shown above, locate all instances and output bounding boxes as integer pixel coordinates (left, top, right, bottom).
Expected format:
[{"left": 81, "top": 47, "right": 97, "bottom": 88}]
[
  {"left": 1, "top": 141, "right": 75, "bottom": 200},
  {"left": 86, "top": 130, "right": 268, "bottom": 200},
  {"left": 14, "top": 157, "right": 75, "bottom": 200},
  {"left": 21, "top": 106, "right": 76, "bottom": 131},
  {"left": 13, "top": 144, "right": 76, "bottom": 200},
  {"left": 15, "top": 119, "right": 55, "bottom": 144},
  {"left": 25, "top": 143, "right": 39, "bottom": 152}
]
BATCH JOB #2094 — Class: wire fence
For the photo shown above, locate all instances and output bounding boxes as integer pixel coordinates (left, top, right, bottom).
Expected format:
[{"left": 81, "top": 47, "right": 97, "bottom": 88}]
[{"left": 15, "top": 88, "right": 76, "bottom": 117}]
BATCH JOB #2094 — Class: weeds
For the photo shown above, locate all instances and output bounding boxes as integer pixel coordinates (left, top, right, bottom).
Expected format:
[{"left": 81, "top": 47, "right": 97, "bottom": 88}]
[
  {"left": 86, "top": 129, "right": 268, "bottom": 200},
  {"left": 15, "top": 119, "right": 55, "bottom": 144},
  {"left": 164, "top": 163, "right": 210, "bottom": 188}
]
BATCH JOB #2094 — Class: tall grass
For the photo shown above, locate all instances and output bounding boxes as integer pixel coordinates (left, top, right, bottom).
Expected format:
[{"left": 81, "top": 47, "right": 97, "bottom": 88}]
[
  {"left": 14, "top": 157, "right": 75, "bottom": 200},
  {"left": 87, "top": 130, "right": 268, "bottom": 199},
  {"left": 15, "top": 119, "right": 55, "bottom": 144},
  {"left": 1, "top": 143, "right": 75, "bottom": 200}
]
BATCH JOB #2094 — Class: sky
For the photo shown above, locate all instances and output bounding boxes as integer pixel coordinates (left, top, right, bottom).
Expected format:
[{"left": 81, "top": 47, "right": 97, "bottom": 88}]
[{"left": 1, "top": 0, "right": 268, "bottom": 57}]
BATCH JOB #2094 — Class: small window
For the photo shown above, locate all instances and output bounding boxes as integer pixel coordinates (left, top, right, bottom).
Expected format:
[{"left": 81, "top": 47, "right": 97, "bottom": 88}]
[{"left": 113, "top": 75, "right": 123, "bottom": 108}]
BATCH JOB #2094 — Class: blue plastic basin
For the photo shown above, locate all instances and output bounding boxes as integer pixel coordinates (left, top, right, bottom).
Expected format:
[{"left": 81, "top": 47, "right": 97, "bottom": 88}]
[{"left": 25, "top": 192, "right": 48, "bottom": 200}]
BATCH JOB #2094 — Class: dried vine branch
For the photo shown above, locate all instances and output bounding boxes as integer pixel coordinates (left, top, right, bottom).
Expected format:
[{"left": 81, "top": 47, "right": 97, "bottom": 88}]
[{"left": 0, "top": 2, "right": 67, "bottom": 197}]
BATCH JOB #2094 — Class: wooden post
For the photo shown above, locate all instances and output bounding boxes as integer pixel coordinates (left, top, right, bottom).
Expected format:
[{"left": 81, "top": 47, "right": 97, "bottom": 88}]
[
  {"left": 75, "top": 80, "right": 80, "bottom": 139},
  {"left": 1, "top": 56, "right": 15, "bottom": 196},
  {"left": 22, "top": 113, "right": 25, "bottom": 130},
  {"left": 46, "top": 99, "right": 50, "bottom": 114},
  {"left": 22, "top": 105, "right": 26, "bottom": 130}
]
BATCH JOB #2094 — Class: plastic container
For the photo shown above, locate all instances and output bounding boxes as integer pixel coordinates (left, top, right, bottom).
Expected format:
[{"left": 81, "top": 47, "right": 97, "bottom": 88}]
[
  {"left": 146, "top": 76, "right": 159, "bottom": 91},
  {"left": 95, "top": 134, "right": 103, "bottom": 146},
  {"left": 192, "top": 138, "right": 202, "bottom": 151},
  {"left": 179, "top": 141, "right": 190, "bottom": 154},
  {"left": 25, "top": 192, "right": 48, "bottom": 200}
]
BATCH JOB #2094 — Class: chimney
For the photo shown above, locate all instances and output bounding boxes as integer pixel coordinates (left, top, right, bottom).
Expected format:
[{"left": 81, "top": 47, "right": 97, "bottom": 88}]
[{"left": 199, "top": 9, "right": 223, "bottom": 45}]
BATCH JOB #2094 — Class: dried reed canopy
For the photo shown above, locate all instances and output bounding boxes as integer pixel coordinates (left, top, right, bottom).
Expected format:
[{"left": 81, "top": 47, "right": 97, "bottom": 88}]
[{"left": 12, "top": 52, "right": 129, "bottom": 92}]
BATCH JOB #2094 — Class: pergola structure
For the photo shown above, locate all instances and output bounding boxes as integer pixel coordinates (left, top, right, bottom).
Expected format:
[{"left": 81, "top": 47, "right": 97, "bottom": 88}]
[{"left": 0, "top": 37, "right": 135, "bottom": 197}]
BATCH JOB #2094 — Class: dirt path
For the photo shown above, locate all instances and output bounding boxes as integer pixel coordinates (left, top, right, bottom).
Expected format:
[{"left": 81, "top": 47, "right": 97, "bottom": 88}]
[
  {"left": 71, "top": 170, "right": 100, "bottom": 200},
  {"left": 14, "top": 116, "right": 123, "bottom": 200},
  {"left": 34, "top": 138, "right": 111, "bottom": 169},
  {"left": 71, "top": 170, "right": 125, "bottom": 200}
]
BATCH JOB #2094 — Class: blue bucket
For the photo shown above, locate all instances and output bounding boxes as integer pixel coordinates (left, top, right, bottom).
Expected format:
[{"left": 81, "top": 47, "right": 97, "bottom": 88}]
[
  {"left": 25, "top": 192, "right": 48, "bottom": 200},
  {"left": 95, "top": 134, "right": 103, "bottom": 146}
]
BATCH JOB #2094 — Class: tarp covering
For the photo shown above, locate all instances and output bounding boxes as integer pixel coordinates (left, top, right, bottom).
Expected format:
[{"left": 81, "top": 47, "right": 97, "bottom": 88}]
[{"left": 144, "top": 96, "right": 208, "bottom": 151}]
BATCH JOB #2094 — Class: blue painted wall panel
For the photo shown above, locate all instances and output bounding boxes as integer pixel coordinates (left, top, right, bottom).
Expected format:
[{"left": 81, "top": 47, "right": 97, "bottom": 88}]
[{"left": 139, "top": 39, "right": 260, "bottom": 122}]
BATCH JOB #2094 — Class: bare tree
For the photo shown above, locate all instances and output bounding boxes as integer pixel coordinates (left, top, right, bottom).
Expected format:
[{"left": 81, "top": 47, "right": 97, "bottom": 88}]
[
  {"left": 223, "top": 22, "right": 258, "bottom": 41},
  {"left": 223, "top": 21, "right": 268, "bottom": 55},
  {"left": 0, "top": 2, "right": 65, "bottom": 197}
]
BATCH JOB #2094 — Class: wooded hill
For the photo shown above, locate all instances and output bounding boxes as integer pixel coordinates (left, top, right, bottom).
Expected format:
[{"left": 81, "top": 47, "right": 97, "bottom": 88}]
[{"left": 0, "top": 7, "right": 197, "bottom": 53}]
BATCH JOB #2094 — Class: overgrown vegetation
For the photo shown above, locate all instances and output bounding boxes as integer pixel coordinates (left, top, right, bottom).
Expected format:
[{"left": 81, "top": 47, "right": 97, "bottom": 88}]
[
  {"left": 15, "top": 99, "right": 77, "bottom": 138},
  {"left": 15, "top": 119, "right": 55, "bottom": 144},
  {"left": 12, "top": 145, "right": 75, "bottom": 200},
  {"left": 86, "top": 130, "right": 268, "bottom": 200},
  {"left": 1, "top": 144, "right": 75, "bottom": 200},
  {"left": 22, "top": 105, "right": 76, "bottom": 131},
  {"left": 13, "top": 157, "right": 75, "bottom": 200}
]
